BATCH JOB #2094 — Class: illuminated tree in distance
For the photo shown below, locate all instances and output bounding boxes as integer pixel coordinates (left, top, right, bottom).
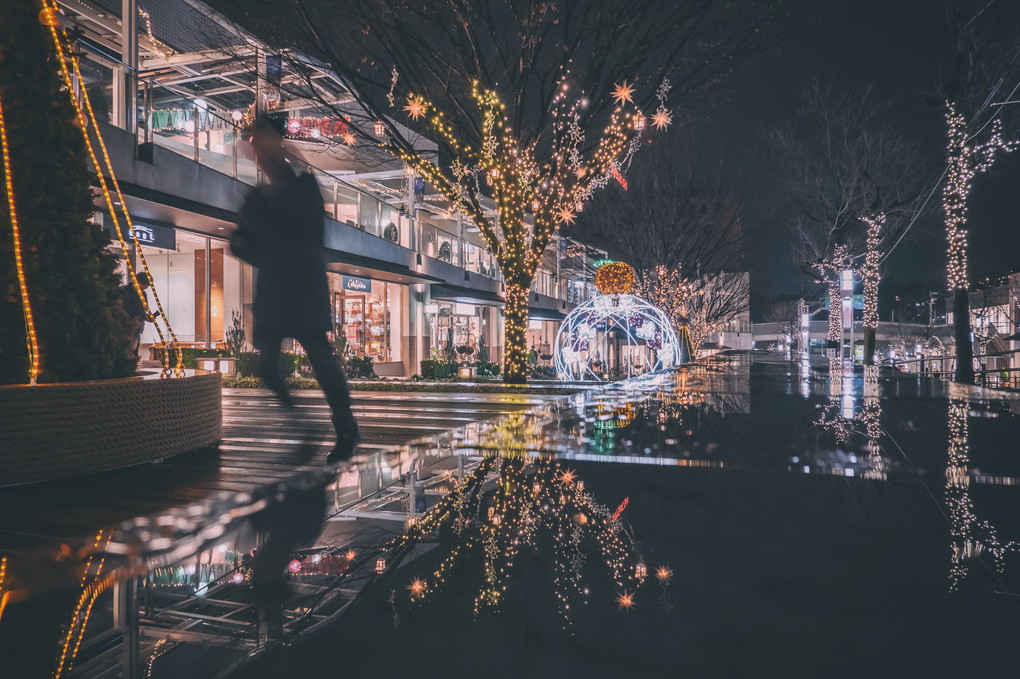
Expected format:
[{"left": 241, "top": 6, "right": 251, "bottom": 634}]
[
  {"left": 211, "top": 0, "right": 791, "bottom": 381},
  {"left": 941, "top": 105, "right": 1017, "bottom": 383}
]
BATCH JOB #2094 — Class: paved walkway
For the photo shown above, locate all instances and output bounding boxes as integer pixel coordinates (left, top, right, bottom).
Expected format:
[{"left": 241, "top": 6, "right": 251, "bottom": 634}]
[{"left": 0, "top": 388, "right": 562, "bottom": 555}]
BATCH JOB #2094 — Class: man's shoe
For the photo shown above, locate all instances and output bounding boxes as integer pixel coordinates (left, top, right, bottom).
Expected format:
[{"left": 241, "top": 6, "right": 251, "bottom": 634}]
[{"left": 326, "top": 435, "right": 359, "bottom": 464}]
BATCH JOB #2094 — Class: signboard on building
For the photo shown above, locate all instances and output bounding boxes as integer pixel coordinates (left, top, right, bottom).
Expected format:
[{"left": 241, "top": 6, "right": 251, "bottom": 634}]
[
  {"left": 343, "top": 275, "right": 372, "bottom": 293},
  {"left": 824, "top": 294, "right": 864, "bottom": 310},
  {"left": 104, "top": 214, "right": 176, "bottom": 251}
]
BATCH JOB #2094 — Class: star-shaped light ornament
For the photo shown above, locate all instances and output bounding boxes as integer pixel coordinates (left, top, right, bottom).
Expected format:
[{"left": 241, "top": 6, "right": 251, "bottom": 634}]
[
  {"left": 616, "top": 590, "right": 635, "bottom": 610},
  {"left": 557, "top": 206, "right": 577, "bottom": 225},
  {"left": 652, "top": 109, "right": 672, "bottom": 131},
  {"left": 342, "top": 131, "right": 356, "bottom": 146},
  {"left": 404, "top": 96, "right": 426, "bottom": 121},
  {"left": 612, "top": 81, "right": 635, "bottom": 106}
]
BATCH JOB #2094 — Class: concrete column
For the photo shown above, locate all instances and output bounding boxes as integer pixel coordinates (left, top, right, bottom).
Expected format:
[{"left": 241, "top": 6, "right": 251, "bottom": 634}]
[
  {"left": 113, "top": 578, "right": 139, "bottom": 678},
  {"left": 205, "top": 237, "right": 212, "bottom": 348},
  {"left": 114, "top": 0, "right": 138, "bottom": 133}
]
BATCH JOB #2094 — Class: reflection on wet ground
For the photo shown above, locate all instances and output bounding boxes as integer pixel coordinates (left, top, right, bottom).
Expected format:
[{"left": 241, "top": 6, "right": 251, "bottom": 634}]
[{"left": 3, "top": 354, "right": 1020, "bottom": 677}]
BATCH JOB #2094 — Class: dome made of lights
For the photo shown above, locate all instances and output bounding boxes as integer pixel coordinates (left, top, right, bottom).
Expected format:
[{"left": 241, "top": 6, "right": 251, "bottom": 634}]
[{"left": 554, "top": 293, "right": 685, "bottom": 380}]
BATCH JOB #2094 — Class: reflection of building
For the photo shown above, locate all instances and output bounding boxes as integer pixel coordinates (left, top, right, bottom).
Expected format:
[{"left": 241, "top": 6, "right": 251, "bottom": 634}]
[{"left": 64, "top": 0, "right": 603, "bottom": 377}]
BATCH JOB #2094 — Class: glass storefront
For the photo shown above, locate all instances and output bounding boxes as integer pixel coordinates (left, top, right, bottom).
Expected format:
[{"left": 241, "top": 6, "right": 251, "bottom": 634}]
[
  {"left": 329, "top": 274, "right": 403, "bottom": 363},
  {"left": 114, "top": 222, "right": 246, "bottom": 351},
  {"left": 430, "top": 302, "right": 494, "bottom": 361}
]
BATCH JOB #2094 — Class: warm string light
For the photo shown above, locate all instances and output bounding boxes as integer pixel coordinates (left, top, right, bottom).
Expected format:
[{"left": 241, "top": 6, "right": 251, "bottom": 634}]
[
  {"left": 635, "top": 265, "right": 707, "bottom": 355},
  {"left": 40, "top": 0, "right": 184, "bottom": 377},
  {"left": 815, "top": 244, "right": 849, "bottom": 345},
  {"left": 54, "top": 529, "right": 113, "bottom": 678},
  {"left": 0, "top": 93, "right": 41, "bottom": 384},
  {"left": 381, "top": 448, "right": 653, "bottom": 627},
  {"left": 861, "top": 214, "right": 883, "bottom": 330},
  {"left": 945, "top": 399, "right": 1018, "bottom": 590},
  {"left": 943, "top": 103, "right": 1019, "bottom": 290},
  {"left": 378, "top": 69, "right": 659, "bottom": 380},
  {"left": 0, "top": 555, "right": 9, "bottom": 626}
]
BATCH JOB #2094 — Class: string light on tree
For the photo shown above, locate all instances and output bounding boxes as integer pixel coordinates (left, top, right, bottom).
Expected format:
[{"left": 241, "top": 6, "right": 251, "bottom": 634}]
[
  {"left": 861, "top": 214, "right": 883, "bottom": 331},
  {"left": 379, "top": 67, "right": 661, "bottom": 382},
  {"left": 943, "top": 104, "right": 1019, "bottom": 291}
]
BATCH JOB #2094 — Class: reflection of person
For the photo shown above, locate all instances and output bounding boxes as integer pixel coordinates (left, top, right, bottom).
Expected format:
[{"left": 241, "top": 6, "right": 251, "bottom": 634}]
[
  {"left": 123, "top": 272, "right": 151, "bottom": 359},
  {"left": 249, "top": 478, "right": 327, "bottom": 640},
  {"left": 230, "top": 116, "right": 360, "bottom": 462}
]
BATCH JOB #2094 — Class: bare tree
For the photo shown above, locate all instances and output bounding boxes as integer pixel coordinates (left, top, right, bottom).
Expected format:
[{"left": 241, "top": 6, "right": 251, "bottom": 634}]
[
  {"left": 768, "top": 80, "right": 927, "bottom": 365},
  {"left": 207, "top": 0, "right": 792, "bottom": 381},
  {"left": 570, "top": 128, "right": 749, "bottom": 353}
]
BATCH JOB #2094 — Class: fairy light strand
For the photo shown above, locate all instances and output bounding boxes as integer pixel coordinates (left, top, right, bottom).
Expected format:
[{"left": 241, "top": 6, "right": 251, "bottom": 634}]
[
  {"left": 0, "top": 93, "right": 41, "bottom": 384},
  {"left": 380, "top": 69, "right": 653, "bottom": 381},
  {"left": 40, "top": 0, "right": 184, "bottom": 376},
  {"left": 943, "top": 103, "right": 1019, "bottom": 290}
]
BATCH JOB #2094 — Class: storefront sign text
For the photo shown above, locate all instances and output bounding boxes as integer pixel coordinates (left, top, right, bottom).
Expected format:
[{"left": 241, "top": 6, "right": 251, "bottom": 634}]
[{"left": 343, "top": 275, "right": 372, "bottom": 293}]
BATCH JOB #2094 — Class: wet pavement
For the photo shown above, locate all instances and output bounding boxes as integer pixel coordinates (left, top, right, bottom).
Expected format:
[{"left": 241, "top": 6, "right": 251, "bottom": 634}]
[{"left": 3, "top": 354, "right": 1020, "bottom": 677}]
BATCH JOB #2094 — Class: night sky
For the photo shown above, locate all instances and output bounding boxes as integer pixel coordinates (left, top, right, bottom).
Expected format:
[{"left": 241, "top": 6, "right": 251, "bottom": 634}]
[{"left": 711, "top": 0, "right": 1020, "bottom": 310}]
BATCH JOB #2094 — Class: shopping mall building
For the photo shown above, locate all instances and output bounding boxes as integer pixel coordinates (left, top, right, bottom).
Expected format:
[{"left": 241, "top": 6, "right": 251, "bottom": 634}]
[{"left": 61, "top": 0, "right": 600, "bottom": 376}]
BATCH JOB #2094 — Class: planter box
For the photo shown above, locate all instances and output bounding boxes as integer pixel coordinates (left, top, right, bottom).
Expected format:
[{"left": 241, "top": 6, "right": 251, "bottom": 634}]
[
  {"left": 0, "top": 371, "right": 221, "bottom": 486},
  {"left": 458, "top": 366, "right": 478, "bottom": 378}
]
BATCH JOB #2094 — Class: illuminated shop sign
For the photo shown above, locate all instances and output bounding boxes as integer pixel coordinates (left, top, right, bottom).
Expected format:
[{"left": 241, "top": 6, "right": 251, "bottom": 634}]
[
  {"left": 343, "top": 275, "right": 372, "bottom": 293},
  {"left": 103, "top": 214, "right": 176, "bottom": 250}
]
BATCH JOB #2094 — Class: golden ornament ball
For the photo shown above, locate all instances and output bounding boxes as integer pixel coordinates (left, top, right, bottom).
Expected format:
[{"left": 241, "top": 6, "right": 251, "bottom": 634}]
[{"left": 595, "top": 261, "right": 635, "bottom": 295}]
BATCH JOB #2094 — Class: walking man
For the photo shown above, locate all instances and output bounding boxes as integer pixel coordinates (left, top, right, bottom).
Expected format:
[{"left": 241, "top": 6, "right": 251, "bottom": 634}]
[{"left": 230, "top": 116, "right": 360, "bottom": 462}]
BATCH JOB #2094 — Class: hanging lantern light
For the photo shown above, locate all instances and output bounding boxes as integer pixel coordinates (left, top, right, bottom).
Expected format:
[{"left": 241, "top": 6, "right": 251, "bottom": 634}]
[
  {"left": 373, "top": 120, "right": 386, "bottom": 137},
  {"left": 375, "top": 556, "right": 387, "bottom": 574},
  {"left": 575, "top": 201, "right": 583, "bottom": 213},
  {"left": 634, "top": 113, "right": 646, "bottom": 131},
  {"left": 635, "top": 562, "right": 647, "bottom": 580},
  {"left": 531, "top": 199, "right": 540, "bottom": 211},
  {"left": 533, "top": 481, "right": 542, "bottom": 494}
]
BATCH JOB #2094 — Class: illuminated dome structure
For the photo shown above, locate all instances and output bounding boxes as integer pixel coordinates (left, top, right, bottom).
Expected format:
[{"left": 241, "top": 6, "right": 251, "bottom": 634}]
[{"left": 554, "top": 293, "right": 688, "bottom": 381}]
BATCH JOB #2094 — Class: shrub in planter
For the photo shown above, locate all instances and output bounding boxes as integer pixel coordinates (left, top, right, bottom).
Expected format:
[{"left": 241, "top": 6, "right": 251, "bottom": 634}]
[
  {"left": 235, "top": 351, "right": 305, "bottom": 379},
  {"left": 531, "top": 365, "right": 557, "bottom": 379},
  {"left": 153, "top": 347, "right": 228, "bottom": 369},
  {"left": 345, "top": 355, "right": 376, "bottom": 379},
  {"left": 420, "top": 359, "right": 456, "bottom": 379},
  {"left": 473, "top": 360, "right": 501, "bottom": 377}
]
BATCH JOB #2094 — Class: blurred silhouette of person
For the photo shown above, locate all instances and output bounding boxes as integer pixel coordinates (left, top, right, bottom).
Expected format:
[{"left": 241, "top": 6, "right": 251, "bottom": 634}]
[{"left": 230, "top": 116, "right": 360, "bottom": 462}]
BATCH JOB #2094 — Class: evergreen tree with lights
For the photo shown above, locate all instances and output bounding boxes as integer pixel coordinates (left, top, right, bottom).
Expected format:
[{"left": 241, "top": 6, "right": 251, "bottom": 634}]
[
  {"left": 0, "top": 0, "right": 135, "bottom": 384},
  {"left": 210, "top": 0, "right": 791, "bottom": 381}
]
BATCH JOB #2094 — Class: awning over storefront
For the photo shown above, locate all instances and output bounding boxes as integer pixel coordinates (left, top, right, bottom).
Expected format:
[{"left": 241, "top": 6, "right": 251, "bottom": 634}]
[
  {"left": 430, "top": 283, "right": 504, "bottom": 306},
  {"left": 325, "top": 251, "right": 443, "bottom": 286},
  {"left": 528, "top": 307, "right": 566, "bottom": 321}
]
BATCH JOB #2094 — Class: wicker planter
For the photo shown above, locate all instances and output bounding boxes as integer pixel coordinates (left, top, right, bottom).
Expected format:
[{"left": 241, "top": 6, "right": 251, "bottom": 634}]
[{"left": 0, "top": 370, "right": 221, "bottom": 487}]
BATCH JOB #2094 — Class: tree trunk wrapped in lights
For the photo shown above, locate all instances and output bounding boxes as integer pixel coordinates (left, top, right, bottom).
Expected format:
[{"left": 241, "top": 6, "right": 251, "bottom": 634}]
[
  {"left": 861, "top": 214, "right": 883, "bottom": 366},
  {"left": 942, "top": 103, "right": 1017, "bottom": 384}
]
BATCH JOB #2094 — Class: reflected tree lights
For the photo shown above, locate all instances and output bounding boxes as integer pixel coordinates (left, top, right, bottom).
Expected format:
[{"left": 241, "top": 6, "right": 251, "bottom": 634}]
[
  {"left": 381, "top": 451, "right": 667, "bottom": 628},
  {"left": 945, "top": 399, "right": 1018, "bottom": 590}
]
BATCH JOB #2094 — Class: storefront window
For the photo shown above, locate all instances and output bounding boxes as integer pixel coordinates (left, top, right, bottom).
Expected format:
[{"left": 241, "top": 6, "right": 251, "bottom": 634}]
[
  {"left": 330, "top": 275, "right": 401, "bottom": 362},
  {"left": 119, "top": 226, "right": 244, "bottom": 351}
]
